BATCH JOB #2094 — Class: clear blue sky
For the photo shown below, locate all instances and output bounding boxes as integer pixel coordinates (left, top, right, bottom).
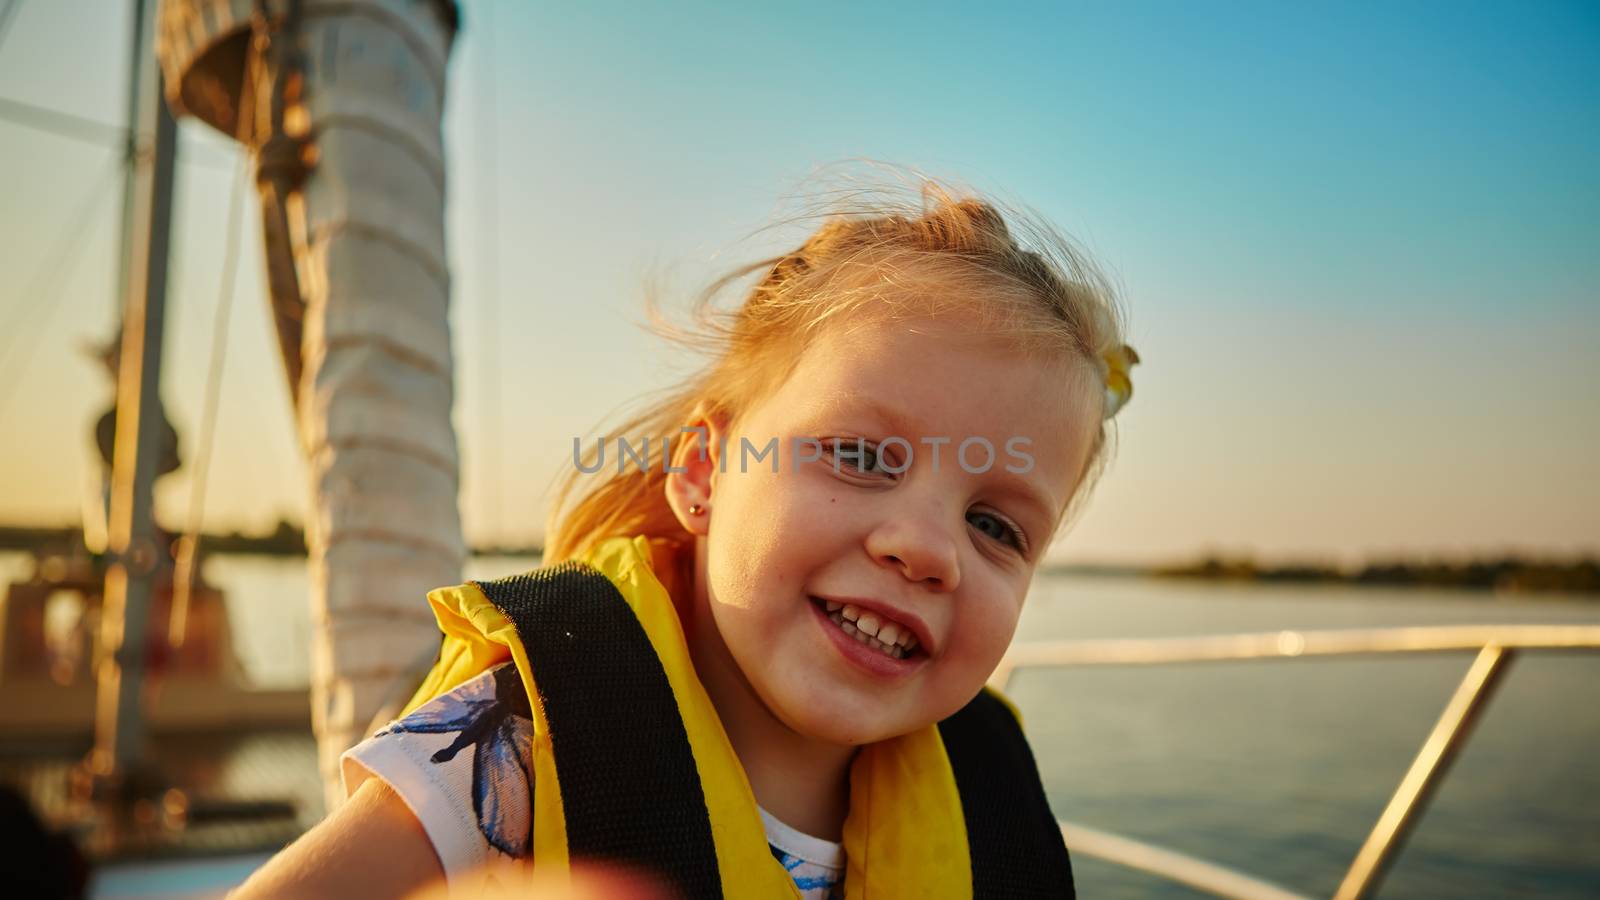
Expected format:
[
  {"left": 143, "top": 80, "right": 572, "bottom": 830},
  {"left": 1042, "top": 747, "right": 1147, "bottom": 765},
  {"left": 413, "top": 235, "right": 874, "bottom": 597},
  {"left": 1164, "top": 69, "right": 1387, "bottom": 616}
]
[{"left": 1, "top": 0, "right": 1596, "bottom": 564}]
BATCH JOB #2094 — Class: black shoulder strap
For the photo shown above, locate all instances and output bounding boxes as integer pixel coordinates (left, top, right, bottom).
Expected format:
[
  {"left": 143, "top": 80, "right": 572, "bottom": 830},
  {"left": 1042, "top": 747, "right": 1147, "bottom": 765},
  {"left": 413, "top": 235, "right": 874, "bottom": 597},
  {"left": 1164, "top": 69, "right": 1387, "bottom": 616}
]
[
  {"left": 938, "top": 689, "right": 1077, "bottom": 898},
  {"left": 472, "top": 563, "right": 722, "bottom": 898}
]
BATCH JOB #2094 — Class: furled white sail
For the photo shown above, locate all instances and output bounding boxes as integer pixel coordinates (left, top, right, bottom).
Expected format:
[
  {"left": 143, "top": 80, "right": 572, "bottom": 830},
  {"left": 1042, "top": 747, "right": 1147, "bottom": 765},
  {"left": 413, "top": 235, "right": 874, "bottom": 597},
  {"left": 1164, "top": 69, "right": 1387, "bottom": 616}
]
[{"left": 157, "top": 0, "right": 464, "bottom": 809}]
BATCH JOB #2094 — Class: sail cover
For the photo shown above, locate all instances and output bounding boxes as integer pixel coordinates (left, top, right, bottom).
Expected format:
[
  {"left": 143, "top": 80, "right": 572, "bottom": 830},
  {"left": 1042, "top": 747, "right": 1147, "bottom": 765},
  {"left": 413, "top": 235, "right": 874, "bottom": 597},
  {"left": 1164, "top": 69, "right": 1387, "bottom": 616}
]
[{"left": 158, "top": 0, "right": 465, "bottom": 809}]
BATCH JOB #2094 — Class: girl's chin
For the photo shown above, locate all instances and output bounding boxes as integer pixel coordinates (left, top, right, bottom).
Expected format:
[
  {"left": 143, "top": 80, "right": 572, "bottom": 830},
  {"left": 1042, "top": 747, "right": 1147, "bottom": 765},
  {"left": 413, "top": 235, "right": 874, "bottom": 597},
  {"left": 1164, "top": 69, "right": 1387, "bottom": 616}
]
[
  {"left": 740, "top": 643, "right": 926, "bottom": 744},
  {"left": 768, "top": 685, "right": 922, "bottom": 747},
  {"left": 783, "top": 715, "right": 896, "bottom": 748}
]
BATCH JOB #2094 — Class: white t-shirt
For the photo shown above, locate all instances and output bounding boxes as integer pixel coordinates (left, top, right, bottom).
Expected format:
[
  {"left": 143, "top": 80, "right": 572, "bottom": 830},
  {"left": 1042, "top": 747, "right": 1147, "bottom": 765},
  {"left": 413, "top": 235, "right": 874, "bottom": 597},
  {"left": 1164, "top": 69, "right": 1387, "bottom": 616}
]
[{"left": 343, "top": 662, "right": 844, "bottom": 898}]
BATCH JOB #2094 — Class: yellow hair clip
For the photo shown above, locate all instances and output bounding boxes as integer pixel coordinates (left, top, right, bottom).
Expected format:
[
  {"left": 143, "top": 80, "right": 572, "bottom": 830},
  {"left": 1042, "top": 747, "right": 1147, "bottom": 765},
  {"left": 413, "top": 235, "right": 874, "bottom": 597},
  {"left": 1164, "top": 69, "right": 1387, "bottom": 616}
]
[{"left": 1101, "top": 344, "right": 1140, "bottom": 419}]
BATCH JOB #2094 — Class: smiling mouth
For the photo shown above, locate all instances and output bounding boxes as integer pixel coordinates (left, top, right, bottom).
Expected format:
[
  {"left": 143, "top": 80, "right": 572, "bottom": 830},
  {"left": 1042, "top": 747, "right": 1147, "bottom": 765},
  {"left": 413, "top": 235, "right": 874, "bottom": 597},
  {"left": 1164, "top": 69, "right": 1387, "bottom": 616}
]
[{"left": 809, "top": 597, "right": 923, "bottom": 661}]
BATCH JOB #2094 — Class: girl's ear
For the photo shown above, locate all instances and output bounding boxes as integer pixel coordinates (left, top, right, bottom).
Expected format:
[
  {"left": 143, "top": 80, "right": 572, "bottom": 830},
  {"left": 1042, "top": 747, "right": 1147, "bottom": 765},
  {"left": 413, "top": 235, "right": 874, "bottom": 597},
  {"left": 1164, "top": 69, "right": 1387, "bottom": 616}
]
[{"left": 665, "top": 406, "right": 730, "bottom": 537}]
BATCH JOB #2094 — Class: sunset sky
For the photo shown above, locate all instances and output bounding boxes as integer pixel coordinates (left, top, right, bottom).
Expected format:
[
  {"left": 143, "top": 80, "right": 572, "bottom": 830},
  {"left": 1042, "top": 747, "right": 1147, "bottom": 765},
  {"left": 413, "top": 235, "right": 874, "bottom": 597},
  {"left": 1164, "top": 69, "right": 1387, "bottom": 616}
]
[{"left": 1, "top": 0, "right": 1596, "bottom": 565}]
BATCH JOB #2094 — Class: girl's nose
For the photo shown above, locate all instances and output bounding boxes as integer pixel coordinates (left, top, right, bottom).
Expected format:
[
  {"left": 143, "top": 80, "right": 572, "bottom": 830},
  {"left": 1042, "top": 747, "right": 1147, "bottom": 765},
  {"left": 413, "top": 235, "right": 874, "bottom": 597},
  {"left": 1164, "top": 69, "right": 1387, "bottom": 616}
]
[{"left": 865, "top": 512, "right": 961, "bottom": 592}]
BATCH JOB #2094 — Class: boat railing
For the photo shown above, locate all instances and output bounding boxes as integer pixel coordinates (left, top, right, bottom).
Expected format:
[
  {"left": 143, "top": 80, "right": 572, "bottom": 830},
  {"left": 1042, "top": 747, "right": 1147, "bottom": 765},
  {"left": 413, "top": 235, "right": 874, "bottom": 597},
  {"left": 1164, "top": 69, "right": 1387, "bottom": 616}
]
[{"left": 991, "top": 624, "right": 1600, "bottom": 900}]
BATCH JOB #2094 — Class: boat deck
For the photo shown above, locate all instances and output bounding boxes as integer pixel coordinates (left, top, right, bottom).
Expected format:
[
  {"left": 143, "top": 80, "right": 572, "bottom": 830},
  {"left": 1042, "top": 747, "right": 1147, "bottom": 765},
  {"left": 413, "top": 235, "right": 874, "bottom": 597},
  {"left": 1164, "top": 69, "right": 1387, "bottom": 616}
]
[{"left": 1, "top": 729, "right": 321, "bottom": 864}]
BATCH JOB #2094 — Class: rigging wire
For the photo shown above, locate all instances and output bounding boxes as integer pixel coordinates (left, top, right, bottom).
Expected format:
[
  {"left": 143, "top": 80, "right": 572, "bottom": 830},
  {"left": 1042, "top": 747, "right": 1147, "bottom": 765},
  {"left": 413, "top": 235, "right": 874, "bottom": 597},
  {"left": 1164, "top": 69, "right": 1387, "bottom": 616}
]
[
  {"left": 169, "top": 156, "right": 249, "bottom": 647},
  {"left": 0, "top": 0, "right": 23, "bottom": 58},
  {"left": 0, "top": 160, "right": 122, "bottom": 426},
  {"left": 0, "top": 94, "right": 125, "bottom": 148},
  {"left": 0, "top": 93, "right": 238, "bottom": 171},
  {"left": 475, "top": 0, "right": 505, "bottom": 551}
]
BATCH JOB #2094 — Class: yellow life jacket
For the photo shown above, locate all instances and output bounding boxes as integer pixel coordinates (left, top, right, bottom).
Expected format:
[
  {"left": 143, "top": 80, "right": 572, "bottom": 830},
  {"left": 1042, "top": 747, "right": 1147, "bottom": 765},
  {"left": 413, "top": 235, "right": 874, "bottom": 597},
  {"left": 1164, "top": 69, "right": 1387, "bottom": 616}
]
[{"left": 403, "top": 535, "right": 1074, "bottom": 898}]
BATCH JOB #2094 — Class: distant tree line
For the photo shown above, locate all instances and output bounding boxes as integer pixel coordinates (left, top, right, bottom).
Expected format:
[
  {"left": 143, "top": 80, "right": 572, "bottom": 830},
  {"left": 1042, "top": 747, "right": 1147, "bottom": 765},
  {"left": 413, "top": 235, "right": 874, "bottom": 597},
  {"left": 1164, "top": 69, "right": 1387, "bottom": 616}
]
[
  {"left": 0, "top": 522, "right": 541, "bottom": 560},
  {"left": 1154, "top": 555, "right": 1600, "bottom": 596},
  {"left": 0, "top": 521, "right": 308, "bottom": 557}
]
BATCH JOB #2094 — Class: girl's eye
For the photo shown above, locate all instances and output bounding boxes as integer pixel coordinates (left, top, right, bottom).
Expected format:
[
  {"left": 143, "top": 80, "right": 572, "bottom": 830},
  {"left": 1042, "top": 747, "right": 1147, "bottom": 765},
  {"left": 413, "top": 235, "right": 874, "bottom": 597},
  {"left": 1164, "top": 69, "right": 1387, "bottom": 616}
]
[
  {"left": 857, "top": 444, "right": 886, "bottom": 473},
  {"left": 828, "top": 440, "right": 895, "bottom": 476},
  {"left": 968, "top": 510, "right": 1028, "bottom": 553}
]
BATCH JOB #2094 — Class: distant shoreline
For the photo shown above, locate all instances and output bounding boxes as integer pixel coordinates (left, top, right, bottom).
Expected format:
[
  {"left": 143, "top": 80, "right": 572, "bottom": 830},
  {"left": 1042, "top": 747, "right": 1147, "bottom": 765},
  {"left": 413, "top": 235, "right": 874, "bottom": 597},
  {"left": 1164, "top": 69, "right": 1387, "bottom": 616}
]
[
  {"left": 5, "top": 523, "right": 1595, "bottom": 597},
  {"left": 0, "top": 523, "right": 543, "bottom": 563},
  {"left": 1048, "top": 555, "right": 1598, "bottom": 597}
]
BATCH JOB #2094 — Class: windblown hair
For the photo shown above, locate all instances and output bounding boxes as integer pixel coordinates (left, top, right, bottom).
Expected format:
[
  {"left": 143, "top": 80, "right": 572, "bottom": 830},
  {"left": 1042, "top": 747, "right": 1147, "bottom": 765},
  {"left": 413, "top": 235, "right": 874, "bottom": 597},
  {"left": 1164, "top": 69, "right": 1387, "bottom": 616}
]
[{"left": 544, "top": 171, "right": 1128, "bottom": 564}]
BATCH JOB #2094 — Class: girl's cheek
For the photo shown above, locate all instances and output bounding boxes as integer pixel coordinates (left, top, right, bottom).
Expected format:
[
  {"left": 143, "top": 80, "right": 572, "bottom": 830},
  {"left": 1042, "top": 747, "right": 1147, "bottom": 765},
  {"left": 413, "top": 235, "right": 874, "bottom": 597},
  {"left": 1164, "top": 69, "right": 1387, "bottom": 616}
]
[
  {"left": 950, "top": 607, "right": 1003, "bottom": 660},
  {"left": 972, "top": 598, "right": 1024, "bottom": 657}
]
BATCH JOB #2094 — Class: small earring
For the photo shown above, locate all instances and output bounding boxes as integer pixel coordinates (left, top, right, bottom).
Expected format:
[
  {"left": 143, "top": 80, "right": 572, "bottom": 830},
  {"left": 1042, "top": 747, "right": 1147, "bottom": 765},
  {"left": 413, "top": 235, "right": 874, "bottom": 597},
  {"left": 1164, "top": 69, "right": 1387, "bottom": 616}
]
[{"left": 688, "top": 503, "right": 705, "bottom": 516}]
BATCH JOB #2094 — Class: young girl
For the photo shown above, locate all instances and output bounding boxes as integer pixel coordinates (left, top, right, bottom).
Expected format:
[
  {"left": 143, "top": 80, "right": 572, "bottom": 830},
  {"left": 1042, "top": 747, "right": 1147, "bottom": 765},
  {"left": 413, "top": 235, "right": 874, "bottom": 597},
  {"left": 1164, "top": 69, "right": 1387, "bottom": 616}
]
[{"left": 236, "top": 179, "right": 1137, "bottom": 899}]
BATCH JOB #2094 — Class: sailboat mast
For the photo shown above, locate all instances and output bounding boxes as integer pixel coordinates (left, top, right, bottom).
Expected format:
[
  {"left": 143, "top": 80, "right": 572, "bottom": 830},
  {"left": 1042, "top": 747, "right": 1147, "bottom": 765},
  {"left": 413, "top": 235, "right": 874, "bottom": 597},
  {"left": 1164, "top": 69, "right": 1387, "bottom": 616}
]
[
  {"left": 110, "top": 0, "right": 147, "bottom": 339},
  {"left": 156, "top": 0, "right": 466, "bottom": 808},
  {"left": 91, "top": 0, "right": 180, "bottom": 778}
]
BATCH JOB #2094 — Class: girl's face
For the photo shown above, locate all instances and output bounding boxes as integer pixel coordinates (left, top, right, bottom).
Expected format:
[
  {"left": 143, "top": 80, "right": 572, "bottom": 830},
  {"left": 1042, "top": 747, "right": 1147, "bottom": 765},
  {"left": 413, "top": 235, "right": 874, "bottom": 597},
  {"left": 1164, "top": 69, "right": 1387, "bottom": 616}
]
[{"left": 673, "top": 310, "right": 1102, "bottom": 746}]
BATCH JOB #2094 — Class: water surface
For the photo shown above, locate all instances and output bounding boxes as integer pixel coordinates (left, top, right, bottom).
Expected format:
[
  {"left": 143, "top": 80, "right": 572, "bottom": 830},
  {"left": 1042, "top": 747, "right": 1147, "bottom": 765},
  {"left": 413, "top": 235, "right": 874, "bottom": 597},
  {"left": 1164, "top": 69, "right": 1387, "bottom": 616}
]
[{"left": 5, "top": 552, "right": 1595, "bottom": 896}]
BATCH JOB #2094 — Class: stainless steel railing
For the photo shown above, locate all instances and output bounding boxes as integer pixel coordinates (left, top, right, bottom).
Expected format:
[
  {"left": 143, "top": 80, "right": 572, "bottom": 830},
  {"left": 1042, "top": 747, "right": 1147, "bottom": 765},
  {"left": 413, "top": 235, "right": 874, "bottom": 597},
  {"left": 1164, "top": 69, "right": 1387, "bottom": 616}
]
[{"left": 993, "top": 624, "right": 1600, "bottom": 900}]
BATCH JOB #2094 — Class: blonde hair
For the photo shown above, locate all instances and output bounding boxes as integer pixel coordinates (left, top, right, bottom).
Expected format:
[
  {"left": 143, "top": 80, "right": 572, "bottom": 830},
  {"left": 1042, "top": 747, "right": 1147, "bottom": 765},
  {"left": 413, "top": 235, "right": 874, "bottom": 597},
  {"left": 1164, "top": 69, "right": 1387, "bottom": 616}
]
[{"left": 544, "top": 174, "right": 1129, "bottom": 564}]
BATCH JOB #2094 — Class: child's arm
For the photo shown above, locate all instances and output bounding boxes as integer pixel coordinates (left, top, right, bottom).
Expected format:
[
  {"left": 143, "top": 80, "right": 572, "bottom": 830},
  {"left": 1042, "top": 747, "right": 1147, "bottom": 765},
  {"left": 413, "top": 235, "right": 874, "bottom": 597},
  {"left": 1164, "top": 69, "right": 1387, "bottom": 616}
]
[{"left": 230, "top": 777, "right": 444, "bottom": 899}]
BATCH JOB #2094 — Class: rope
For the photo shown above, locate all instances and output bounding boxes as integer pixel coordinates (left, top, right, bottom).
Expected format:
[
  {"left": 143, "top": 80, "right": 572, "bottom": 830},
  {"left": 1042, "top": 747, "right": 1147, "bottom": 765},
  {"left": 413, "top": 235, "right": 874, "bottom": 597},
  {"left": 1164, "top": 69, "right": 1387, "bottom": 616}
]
[
  {"left": 0, "top": 160, "right": 121, "bottom": 427},
  {"left": 170, "top": 157, "right": 249, "bottom": 648}
]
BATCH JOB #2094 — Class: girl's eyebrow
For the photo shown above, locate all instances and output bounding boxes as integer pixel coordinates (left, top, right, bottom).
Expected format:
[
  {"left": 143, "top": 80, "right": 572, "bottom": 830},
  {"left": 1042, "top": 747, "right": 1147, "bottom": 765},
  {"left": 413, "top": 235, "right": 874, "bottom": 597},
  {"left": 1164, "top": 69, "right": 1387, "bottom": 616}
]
[{"left": 843, "top": 394, "right": 922, "bottom": 439}]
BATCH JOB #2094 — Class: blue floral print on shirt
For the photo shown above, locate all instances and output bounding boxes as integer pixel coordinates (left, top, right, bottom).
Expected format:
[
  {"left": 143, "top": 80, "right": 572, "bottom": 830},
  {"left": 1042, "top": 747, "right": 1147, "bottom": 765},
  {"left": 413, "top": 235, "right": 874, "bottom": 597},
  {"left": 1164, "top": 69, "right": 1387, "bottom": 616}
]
[
  {"left": 771, "top": 844, "right": 845, "bottom": 897},
  {"left": 375, "top": 663, "right": 534, "bottom": 856},
  {"left": 373, "top": 662, "right": 844, "bottom": 897}
]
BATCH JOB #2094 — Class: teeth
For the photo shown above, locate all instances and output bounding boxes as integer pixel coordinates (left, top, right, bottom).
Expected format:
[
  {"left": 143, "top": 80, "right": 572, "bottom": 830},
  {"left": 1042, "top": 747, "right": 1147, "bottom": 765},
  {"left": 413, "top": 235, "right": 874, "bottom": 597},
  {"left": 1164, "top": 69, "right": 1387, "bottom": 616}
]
[
  {"left": 825, "top": 600, "right": 842, "bottom": 612},
  {"left": 838, "top": 604, "right": 917, "bottom": 648},
  {"left": 826, "top": 604, "right": 917, "bottom": 660}
]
